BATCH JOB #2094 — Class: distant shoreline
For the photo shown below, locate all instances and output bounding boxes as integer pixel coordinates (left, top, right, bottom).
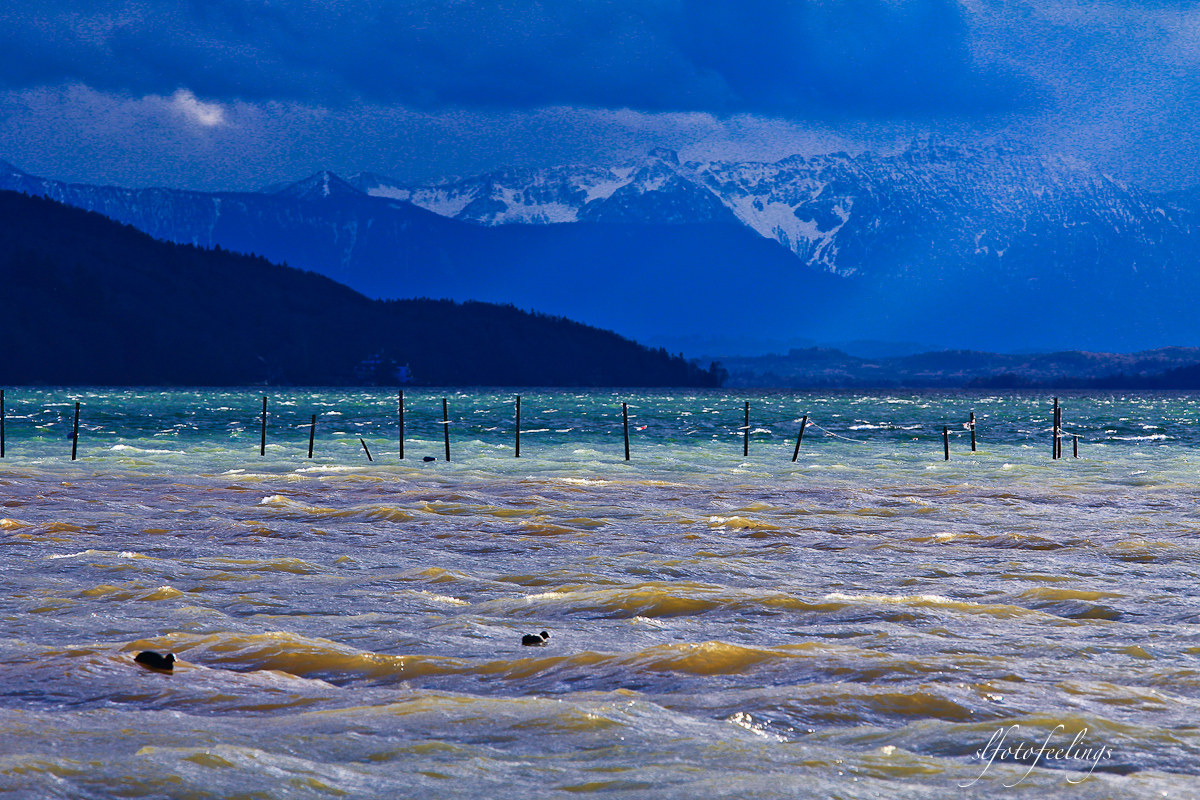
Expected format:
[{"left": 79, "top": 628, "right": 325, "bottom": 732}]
[{"left": 713, "top": 346, "right": 1200, "bottom": 389}]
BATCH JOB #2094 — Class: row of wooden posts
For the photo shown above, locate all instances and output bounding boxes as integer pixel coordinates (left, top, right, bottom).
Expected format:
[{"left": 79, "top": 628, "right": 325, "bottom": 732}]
[{"left": 0, "top": 389, "right": 1079, "bottom": 463}]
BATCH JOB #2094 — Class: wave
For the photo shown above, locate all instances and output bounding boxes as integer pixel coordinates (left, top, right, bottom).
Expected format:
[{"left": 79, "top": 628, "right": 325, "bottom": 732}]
[
  {"left": 108, "top": 444, "right": 186, "bottom": 455},
  {"left": 257, "top": 494, "right": 415, "bottom": 523},
  {"left": 476, "top": 583, "right": 815, "bottom": 620}
]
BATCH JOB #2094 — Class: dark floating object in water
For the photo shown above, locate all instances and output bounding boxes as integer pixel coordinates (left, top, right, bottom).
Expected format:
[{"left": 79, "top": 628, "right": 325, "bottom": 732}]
[
  {"left": 522, "top": 631, "right": 550, "bottom": 647},
  {"left": 422, "top": 456, "right": 437, "bottom": 462},
  {"left": 134, "top": 651, "right": 176, "bottom": 671}
]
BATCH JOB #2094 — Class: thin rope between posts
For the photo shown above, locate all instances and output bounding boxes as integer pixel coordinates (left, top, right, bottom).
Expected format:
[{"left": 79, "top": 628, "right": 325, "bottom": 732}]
[{"left": 805, "top": 420, "right": 866, "bottom": 443}]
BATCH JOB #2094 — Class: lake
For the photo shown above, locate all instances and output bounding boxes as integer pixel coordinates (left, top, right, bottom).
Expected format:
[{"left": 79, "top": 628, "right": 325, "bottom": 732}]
[{"left": 1, "top": 388, "right": 1197, "bottom": 798}]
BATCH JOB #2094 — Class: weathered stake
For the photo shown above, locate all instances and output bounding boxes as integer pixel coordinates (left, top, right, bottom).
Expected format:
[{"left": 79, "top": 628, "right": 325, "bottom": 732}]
[
  {"left": 360, "top": 437, "right": 373, "bottom": 461},
  {"left": 260, "top": 396, "right": 267, "bottom": 457},
  {"left": 622, "top": 402, "right": 630, "bottom": 461},
  {"left": 1074, "top": 435, "right": 1079, "bottom": 459},
  {"left": 943, "top": 425, "right": 949, "bottom": 461},
  {"left": 515, "top": 395, "right": 521, "bottom": 458},
  {"left": 308, "top": 414, "right": 316, "bottom": 459},
  {"left": 442, "top": 397, "right": 450, "bottom": 462},
  {"left": 743, "top": 401, "right": 750, "bottom": 457},
  {"left": 1052, "top": 397, "right": 1059, "bottom": 460},
  {"left": 398, "top": 390, "right": 405, "bottom": 459},
  {"left": 71, "top": 401, "right": 80, "bottom": 461},
  {"left": 1057, "top": 403, "right": 1063, "bottom": 459},
  {"left": 969, "top": 412, "right": 976, "bottom": 452},
  {"left": 791, "top": 414, "right": 808, "bottom": 462}
]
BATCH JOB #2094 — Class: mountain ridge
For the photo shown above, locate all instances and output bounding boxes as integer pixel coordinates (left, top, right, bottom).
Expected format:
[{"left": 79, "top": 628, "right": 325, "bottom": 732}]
[
  {"left": 0, "top": 158, "right": 845, "bottom": 348},
  {"left": 351, "top": 139, "right": 1188, "bottom": 283},
  {"left": 6, "top": 141, "right": 1200, "bottom": 354}
]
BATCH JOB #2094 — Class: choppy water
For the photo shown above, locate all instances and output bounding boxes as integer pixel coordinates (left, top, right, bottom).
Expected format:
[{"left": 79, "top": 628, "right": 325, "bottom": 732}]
[{"left": 2, "top": 388, "right": 1199, "bottom": 798}]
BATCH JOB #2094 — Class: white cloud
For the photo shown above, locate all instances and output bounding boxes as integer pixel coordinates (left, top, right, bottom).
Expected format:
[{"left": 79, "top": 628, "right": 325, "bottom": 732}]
[{"left": 169, "top": 89, "right": 226, "bottom": 127}]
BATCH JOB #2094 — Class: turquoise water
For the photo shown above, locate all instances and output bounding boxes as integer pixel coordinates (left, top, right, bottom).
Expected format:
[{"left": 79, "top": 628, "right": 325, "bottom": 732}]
[{"left": 1, "top": 389, "right": 1199, "bottom": 798}]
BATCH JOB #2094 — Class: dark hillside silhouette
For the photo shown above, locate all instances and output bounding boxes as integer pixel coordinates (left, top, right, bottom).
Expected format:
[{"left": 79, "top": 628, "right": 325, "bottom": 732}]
[{"left": 0, "top": 191, "right": 722, "bottom": 387}]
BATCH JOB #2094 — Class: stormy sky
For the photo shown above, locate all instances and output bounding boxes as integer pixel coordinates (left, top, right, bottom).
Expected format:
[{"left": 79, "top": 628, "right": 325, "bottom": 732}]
[{"left": 2, "top": 0, "right": 1198, "bottom": 191}]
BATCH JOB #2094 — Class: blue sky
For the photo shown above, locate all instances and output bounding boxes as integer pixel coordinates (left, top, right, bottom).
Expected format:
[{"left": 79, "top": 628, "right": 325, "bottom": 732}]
[{"left": 2, "top": 0, "right": 1198, "bottom": 191}]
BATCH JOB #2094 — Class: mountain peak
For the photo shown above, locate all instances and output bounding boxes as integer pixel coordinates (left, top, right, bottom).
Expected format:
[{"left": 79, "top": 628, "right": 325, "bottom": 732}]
[
  {"left": 648, "top": 148, "right": 680, "bottom": 166},
  {"left": 272, "top": 170, "right": 363, "bottom": 202}
]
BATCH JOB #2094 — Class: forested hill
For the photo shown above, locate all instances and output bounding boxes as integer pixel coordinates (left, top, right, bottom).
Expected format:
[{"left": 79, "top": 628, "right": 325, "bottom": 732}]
[{"left": 0, "top": 191, "right": 723, "bottom": 387}]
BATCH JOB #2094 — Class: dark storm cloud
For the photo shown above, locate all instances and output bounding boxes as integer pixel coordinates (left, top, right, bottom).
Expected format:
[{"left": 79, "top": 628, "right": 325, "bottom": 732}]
[
  {"left": 678, "top": 0, "right": 1031, "bottom": 115},
  {"left": 0, "top": 0, "right": 1035, "bottom": 118}
]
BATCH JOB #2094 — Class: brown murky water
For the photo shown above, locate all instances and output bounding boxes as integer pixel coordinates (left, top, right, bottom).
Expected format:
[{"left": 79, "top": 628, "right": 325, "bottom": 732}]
[{"left": 1, "top": 389, "right": 1198, "bottom": 798}]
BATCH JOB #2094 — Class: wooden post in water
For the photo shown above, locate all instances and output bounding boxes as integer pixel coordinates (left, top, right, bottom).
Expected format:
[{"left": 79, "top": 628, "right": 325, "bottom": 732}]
[
  {"left": 622, "top": 402, "right": 630, "bottom": 461},
  {"left": 398, "top": 390, "right": 405, "bottom": 459},
  {"left": 1052, "top": 397, "right": 1059, "bottom": 460},
  {"left": 1073, "top": 435, "right": 1079, "bottom": 459},
  {"left": 1056, "top": 403, "right": 1063, "bottom": 460},
  {"left": 260, "top": 396, "right": 267, "bottom": 456},
  {"left": 515, "top": 395, "right": 521, "bottom": 458},
  {"left": 743, "top": 401, "right": 750, "bottom": 457},
  {"left": 308, "top": 414, "right": 316, "bottom": 459},
  {"left": 1, "top": 389, "right": 5, "bottom": 458},
  {"left": 360, "top": 438, "right": 373, "bottom": 461},
  {"left": 943, "top": 426, "right": 949, "bottom": 461},
  {"left": 791, "top": 414, "right": 808, "bottom": 462},
  {"left": 442, "top": 397, "right": 450, "bottom": 462},
  {"left": 71, "top": 401, "right": 80, "bottom": 461},
  {"left": 969, "top": 412, "right": 976, "bottom": 452}
]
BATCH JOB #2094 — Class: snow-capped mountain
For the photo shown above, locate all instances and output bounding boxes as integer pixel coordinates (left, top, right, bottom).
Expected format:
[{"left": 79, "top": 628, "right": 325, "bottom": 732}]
[
  {"left": 0, "top": 158, "right": 835, "bottom": 350},
  {"left": 6, "top": 140, "right": 1200, "bottom": 353},
  {"left": 352, "top": 140, "right": 1195, "bottom": 284},
  {"left": 350, "top": 148, "right": 716, "bottom": 226}
]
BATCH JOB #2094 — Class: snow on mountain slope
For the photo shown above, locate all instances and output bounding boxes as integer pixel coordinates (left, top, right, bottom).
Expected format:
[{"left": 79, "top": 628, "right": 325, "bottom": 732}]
[
  {"left": 7, "top": 141, "right": 1200, "bottom": 352},
  {"left": 352, "top": 165, "right": 625, "bottom": 224},
  {"left": 358, "top": 140, "right": 1194, "bottom": 285},
  {"left": 5, "top": 141, "right": 1190, "bottom": 289},
  {"left": 348, "top": 150, "right": 692, "bottom": 226}
]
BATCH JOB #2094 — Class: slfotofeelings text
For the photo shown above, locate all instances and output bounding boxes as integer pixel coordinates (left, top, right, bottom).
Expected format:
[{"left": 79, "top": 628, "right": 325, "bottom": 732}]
[{"left": 960, "top": 724, "right": 1115, "bottom": 787}]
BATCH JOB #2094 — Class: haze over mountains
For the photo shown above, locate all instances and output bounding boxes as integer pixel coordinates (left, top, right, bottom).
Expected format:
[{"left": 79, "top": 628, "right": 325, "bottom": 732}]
[{"left": 5, "top": 139, "right": 1200, "bottom": 356}]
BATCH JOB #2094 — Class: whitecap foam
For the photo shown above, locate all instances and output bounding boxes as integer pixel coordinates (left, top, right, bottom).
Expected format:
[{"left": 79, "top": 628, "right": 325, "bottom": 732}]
[
  {"left": 417, "top": 590, "right": 470, "bottom": 606},
  {"left": 109, "top": 444, "right": 185, "bottom": 455},
  {"left": 524, "top": 591, "right": 567, "bottom": 601},
  {"left": 48, "top": 550, "right": 97, "bottom": 559},
  {"left": 825, "top": 592, "right": 963, "bottom": 605}
]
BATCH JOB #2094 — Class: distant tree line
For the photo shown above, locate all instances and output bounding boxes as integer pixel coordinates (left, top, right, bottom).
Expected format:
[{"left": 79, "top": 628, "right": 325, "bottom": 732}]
[
  {"left": 0, "top": 191, "right": 723, "bottom": 387},
  {"left": 968, "top": 365, "right": 1200, "bottom": 391}
]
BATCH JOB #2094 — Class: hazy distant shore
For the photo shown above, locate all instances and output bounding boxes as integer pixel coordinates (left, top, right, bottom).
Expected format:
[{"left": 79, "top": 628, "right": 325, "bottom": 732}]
[{"left": 715, "top": 346, "right": 1200, "bottom": 389}]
